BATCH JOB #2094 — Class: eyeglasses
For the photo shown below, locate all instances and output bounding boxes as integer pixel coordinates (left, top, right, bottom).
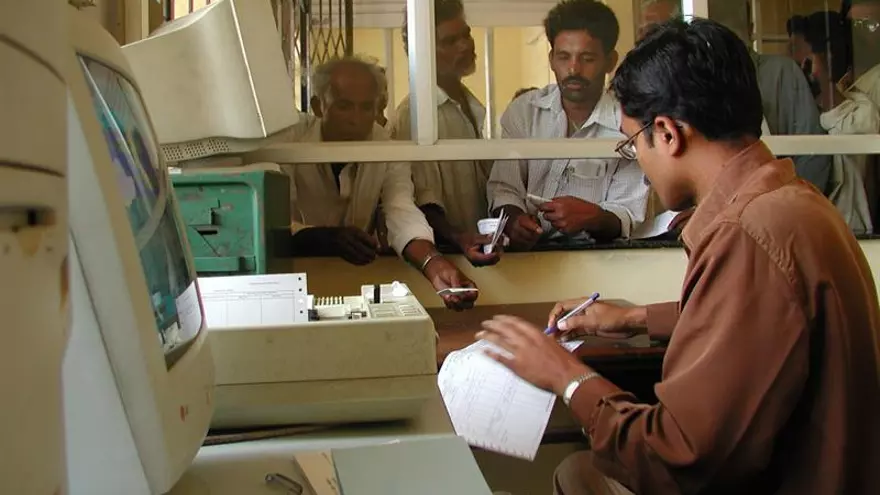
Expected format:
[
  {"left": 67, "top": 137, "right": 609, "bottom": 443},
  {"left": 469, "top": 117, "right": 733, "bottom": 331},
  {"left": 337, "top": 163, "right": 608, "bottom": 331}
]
[
  {"left": 852, "top": 18, "right": 880, "bottom": 33},
  {"left": 614, "top": 122, "right": 651, "bottom": 160}
]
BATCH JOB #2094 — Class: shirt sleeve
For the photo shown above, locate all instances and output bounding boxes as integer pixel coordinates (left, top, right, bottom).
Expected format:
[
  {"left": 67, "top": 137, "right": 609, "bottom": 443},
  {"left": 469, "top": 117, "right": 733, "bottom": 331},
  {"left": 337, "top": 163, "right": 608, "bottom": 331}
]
[
  {"left": 486, "top": 102, "right": 529, "bottom": 213},
  {"left": 820, "top": 93, "right": 880, "bottom": 136},
  {"left": 567, "top": 223, "right": 810, "bottom": 494},
  {"left": 599, "top": 159, "right": 650, "bottom": 239},
  {"left": 381, "top": 162, "right": 435, "bottom": 254},
  {"left": 645, "top": 301, "right": 679, "bottom": 341},
  {"left": 777, "top": 60, "right": 832, "bottom": 193},
  {"left": 854, "top": 68, "right": 880, "bottom": 111},
  {"left": 391, "top": 99, "right": 445, "bottom": 209}
]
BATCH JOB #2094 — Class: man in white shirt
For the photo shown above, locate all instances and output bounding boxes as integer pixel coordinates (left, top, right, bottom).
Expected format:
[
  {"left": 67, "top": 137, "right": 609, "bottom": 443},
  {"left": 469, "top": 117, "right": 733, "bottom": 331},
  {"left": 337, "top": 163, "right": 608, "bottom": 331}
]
[
  {"left": 286, "top": 56, "right": 478, "bottom": 310},
  {"left": 487, "top": 0, "right": 649, "bottom": 250},
  {"left": 392, "top": 0, "right": 498, "bottom": 267},
  {"left": 845, "top": 0, "right": 880, "bottom": 221},
  {"left": 804, "top": 10, "right": 877, "bottom": 233}
]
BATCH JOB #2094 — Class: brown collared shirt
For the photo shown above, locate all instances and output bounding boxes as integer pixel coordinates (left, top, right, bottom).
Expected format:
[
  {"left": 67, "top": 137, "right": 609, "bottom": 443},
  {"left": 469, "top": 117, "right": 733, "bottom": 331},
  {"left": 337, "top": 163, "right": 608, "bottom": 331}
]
[{"left": 569, "top": 142, "right": 880, "bottom": 494}]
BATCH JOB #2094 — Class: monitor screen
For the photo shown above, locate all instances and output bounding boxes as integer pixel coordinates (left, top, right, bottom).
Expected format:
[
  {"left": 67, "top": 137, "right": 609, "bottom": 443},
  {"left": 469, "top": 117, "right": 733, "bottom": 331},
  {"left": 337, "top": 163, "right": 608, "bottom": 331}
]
[{"left": 78, "top": 56, "right": 203, "bottom": 367}]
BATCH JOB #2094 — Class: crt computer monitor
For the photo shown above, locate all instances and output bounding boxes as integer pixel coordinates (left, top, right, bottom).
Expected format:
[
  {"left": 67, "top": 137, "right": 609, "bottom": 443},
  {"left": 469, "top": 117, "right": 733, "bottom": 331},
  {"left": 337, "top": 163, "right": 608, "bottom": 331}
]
[
  {"left": 63, "top": 5, "right": 214, "bottom": 495},
  {"left": 0, "top": 2, "right": 68, "bottom": 494},
  {"left": 122, "top": 0, "right": 299, "bottom": 166}
]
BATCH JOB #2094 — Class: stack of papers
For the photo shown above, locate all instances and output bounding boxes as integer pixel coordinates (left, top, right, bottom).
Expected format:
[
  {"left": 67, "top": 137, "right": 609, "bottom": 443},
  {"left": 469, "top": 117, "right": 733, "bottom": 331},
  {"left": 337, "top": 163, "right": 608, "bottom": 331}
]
[
  {"left": 437, "top": 340, "right": 583, "bottom": 460},
  {"left": 485, "top": 211, "right": 508, "bottom": 254}
]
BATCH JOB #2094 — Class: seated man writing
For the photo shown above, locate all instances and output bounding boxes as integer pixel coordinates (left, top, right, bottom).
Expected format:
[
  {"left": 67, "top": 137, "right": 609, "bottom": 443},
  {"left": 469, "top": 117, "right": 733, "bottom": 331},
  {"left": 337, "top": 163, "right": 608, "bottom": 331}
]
[
  {"left": 284, "top": 56, "right": 479, "bottom": 310},
  {"left": 478, "top": 19, "right": 880, "bottom": 493},
  {"left": 487, "top": 0, "right": 649, "bottom": 250}
]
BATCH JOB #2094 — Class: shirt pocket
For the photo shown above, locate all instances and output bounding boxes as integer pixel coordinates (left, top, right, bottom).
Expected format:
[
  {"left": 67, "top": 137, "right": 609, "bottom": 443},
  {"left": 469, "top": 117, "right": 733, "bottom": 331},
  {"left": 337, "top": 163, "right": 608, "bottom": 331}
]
[
  {"left": 568, "top": 159, "right": 607, "bottom": 179},
  {"left": 561, "top": 159, "right": 613, "bottom": 201}
]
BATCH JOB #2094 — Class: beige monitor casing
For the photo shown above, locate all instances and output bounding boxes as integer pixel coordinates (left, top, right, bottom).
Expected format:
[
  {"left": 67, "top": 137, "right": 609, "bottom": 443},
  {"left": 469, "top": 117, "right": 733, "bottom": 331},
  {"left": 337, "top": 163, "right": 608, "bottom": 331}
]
[
  {"left": 122, "top": 0, "right": 299, "bottom": 164},
  {"left": 64, "top": 6, "right": 214, "bottom": 494},
  {"left": 0, "top": 2, "right": 68, "bottom": 494}
]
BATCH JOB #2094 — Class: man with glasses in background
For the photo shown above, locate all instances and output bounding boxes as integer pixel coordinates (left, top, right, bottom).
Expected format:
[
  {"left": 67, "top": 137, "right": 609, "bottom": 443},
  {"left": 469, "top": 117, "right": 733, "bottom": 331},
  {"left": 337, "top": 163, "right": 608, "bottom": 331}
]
[
  {"left": 845, "top": 0, "right": 880, "bottom": 106},
  {"left": 487, "top": 0, "right": 649, "bottom": 250}
]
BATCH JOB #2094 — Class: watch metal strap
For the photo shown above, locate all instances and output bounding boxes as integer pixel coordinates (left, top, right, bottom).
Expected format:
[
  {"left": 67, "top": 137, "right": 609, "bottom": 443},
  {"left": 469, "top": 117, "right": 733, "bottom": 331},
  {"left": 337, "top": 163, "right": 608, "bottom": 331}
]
[{"left": 562, "top": 372, "right": 601, "bottom": 407}]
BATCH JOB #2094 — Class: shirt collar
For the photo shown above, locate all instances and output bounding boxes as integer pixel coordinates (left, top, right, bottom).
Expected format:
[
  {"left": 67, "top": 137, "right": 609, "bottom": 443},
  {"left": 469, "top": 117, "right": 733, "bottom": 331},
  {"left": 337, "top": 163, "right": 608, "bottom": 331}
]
[
  {"left": 681, "top": 141, "right": 787, "bottom": 249},
  {"left": 436, "top": 85, "right": 487, "bottom": 125},
  {"left": 531, "top": 85, "right": 622, "bottom": 133},
  {"left": 304, "top": 118, "right": 323, "bottom": 142},
  {"left": 304, "top": 118, "right": 387, "bottom": 143}
]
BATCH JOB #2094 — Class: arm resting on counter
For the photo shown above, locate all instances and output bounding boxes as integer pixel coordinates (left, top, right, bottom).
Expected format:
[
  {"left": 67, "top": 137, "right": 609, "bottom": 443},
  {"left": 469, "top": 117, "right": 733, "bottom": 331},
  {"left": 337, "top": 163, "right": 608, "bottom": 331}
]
[
  {"left": 564, "top": 226, "right": 809, "bottom": 493},
  {"left": 645, "top": 301, "right": 679, "bottom": 342}
]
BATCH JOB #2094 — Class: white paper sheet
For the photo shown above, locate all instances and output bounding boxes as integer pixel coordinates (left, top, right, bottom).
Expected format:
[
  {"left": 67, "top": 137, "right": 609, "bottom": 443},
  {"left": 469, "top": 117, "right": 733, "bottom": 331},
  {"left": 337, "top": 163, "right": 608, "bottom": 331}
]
[
  {"left": 631, "top": 210, "right": 680, "bottom": 240},
  {"left": 197, "top": 273, "right": 309, "bottom": 328},
  {"left": 293, "top": 451, "right": 340, "bottom": 495},
  {"left": 437, "top": 340, "right": 583, "bottom": 461}
]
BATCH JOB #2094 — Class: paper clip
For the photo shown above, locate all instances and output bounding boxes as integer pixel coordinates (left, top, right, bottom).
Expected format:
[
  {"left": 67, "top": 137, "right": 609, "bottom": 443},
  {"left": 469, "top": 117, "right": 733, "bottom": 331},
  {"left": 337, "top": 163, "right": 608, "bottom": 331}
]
[{"left": 265, "top": 473, "right": 304, "bottom": 494}]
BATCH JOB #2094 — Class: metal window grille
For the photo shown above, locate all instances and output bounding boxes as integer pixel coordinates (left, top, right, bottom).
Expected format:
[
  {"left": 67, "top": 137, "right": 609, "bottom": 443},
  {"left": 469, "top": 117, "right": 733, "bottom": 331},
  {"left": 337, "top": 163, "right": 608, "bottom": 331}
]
[{"left": 295, "top": 0, "right": 354, "bottom": 110}]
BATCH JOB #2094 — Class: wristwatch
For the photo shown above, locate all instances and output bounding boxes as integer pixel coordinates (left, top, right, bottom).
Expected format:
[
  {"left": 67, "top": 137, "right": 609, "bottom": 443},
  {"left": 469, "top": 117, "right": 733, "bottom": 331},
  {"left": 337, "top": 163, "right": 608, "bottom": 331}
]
[{"left": 562, "top": 372, "right": 601, "bottom": 407}]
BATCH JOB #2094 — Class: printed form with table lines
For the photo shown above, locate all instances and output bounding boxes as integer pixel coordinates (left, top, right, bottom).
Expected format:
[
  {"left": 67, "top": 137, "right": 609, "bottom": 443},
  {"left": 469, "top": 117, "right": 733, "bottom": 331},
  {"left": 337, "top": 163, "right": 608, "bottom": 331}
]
[{"left": 438, "top": 340, "right": 583, "bottom": 460}]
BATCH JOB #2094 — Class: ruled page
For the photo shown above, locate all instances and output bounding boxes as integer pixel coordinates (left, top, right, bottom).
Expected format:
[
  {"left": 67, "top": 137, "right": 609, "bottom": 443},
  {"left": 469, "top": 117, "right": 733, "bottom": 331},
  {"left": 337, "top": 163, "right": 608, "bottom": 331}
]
[
  {"left": 437, "top": 340, "right": 583, "bottom": 460},
  {"left": 197, "top": 273, "right": 310, "bottom": 328}
]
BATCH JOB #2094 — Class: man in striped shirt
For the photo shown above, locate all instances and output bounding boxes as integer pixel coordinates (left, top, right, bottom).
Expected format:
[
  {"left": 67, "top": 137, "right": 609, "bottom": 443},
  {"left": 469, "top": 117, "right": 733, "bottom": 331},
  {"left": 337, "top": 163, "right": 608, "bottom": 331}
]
[{"left": 487, "top": 0, "right": 649, "bottom": 250}]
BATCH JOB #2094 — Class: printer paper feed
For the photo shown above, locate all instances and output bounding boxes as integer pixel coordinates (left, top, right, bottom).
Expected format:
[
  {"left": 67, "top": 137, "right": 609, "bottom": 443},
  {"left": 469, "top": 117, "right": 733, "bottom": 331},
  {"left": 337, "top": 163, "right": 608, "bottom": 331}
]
[
  {"left": 197, "top": 274, "right": 308, "bottom": 328},
  {"left": 437, "top": 340, "right": 584, "bottom": 461}
]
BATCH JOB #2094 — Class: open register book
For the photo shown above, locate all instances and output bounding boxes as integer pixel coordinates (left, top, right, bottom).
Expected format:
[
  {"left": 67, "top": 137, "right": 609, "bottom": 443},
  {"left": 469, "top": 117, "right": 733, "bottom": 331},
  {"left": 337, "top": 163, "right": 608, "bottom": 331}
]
[{"left": 437, "top": 340, "right": 583, "bottom": 460}]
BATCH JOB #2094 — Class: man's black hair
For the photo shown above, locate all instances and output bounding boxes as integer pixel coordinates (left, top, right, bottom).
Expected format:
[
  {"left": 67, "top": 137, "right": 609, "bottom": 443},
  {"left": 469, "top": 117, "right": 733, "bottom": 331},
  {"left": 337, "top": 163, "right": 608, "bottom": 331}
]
[
  {"left": 787, "top": 15, "right": 809, "bottom": 36},
  {"left": 401, "top": 0, "right": 465, "bottom": 52},
  {"left": 610, "top": 18, "right": 764, "bottom": 142},
  {"left": 803, "top": 11, "right": 853, "bottom": 83},
  {"left": 544, "top": 0, "right": 620, "bottom": 54}
]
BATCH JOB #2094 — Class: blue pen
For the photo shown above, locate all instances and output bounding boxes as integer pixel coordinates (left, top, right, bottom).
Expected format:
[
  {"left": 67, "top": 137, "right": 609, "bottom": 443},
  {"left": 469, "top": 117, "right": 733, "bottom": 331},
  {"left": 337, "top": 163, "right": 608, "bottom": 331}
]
[{"left": 545, "top": 292, "right": 600, "bottom": 335}]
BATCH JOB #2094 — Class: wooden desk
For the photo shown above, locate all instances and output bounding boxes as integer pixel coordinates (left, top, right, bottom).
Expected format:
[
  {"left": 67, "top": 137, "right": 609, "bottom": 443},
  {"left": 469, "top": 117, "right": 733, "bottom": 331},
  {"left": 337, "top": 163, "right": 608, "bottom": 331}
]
[
  {"left": 431, "top": 302, "right": 665, "bottom": 362},
  {"left": 429, "top": 302, "right": 666, "bottom": 404}
]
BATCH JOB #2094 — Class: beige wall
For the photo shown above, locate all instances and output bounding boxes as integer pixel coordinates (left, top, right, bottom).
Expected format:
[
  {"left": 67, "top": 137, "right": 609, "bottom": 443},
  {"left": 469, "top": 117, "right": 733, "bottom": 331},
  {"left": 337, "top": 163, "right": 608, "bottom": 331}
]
[{"left": 292, "top": 240, "right": 880, "bottom": 311}]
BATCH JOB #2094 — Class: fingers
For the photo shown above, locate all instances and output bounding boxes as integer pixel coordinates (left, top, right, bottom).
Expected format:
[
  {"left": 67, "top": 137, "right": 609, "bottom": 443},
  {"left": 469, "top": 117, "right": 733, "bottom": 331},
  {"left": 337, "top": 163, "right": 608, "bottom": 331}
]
[
  {"left": 475, "top": 327, "right": 517, "bottom": 352},
  {"left": 467, "top": 249, "right": 500, "bottom": 267},
  {"left": 517, "top": 214, "right": 543, "bottom": 234},
  {"left": 484, "top": 350, "right": 514, "bottom": 369},
  {"left": 435, "top": 267, "right": 477, "bottom": 311},
  {"left": 472, "top": 233, "right": 493, "bottom": 245},
  {"left": 441, "top": 294, "right": 464, "bottom": 311},
  {"left": 557, "top": 314, "right": 592, "bottom": 334},
  {"left": 547, "top": 301, "right": 568, "bottom": 327},
  {"left": 341, "top": 236, "right": 377, "bottom": 265},
  {"left": 480, "top": 315, "right": 542, "bottom": 346},
  {"left": 351, "top": 228, "right": 381, "bottom": 250},
  {"left": 542, "top": 210, "right": 563, "bottom": 222},
  {"left": 537, "top": 201, "right": 556, "bottom": 213},
  {"left": 508, "top": 217, "right": 542, "bottom": 250}
]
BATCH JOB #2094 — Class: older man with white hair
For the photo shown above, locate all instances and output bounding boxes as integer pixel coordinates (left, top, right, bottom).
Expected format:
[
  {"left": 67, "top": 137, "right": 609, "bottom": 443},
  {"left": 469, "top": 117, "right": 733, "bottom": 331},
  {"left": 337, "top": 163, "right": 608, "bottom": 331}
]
[{"left": 284, "top": 56, "right": 483, "bottom": 310}]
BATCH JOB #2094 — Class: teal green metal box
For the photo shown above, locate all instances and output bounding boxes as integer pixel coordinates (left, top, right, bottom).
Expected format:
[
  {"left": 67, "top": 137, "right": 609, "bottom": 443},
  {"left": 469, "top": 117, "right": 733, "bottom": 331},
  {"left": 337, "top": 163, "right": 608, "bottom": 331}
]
[{"left": 171, "top": 169, "right": 290, "bottom": 276}]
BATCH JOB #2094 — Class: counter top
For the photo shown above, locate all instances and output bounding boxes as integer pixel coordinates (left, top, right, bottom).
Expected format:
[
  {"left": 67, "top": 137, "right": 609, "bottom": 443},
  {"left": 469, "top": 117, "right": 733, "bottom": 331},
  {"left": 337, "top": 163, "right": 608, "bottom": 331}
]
[{"left": 428, "top": 302, "right": 666, "bottom": 366}]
